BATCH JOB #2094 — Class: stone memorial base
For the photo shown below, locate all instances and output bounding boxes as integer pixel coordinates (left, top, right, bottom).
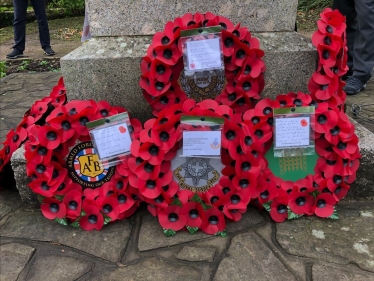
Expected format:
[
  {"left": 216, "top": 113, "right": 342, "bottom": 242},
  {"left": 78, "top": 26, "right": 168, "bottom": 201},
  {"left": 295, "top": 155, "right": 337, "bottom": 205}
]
[{"left": 61, "top": 32, "right": 315, "bottom": 122}]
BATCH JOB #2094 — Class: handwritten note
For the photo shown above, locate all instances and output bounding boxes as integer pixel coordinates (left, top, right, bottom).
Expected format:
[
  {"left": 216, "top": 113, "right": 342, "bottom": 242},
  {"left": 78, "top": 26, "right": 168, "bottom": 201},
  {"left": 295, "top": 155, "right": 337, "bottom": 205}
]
[
  {"left": 186, "top": 38, "right": 222, "bottom": 71},
  {"left": 182, "top": 131, "right": 221, "bottom": 157},
  {"left": 275, "top": 117, "right": 310, "bottom": 148},
  {"left": 91, "top": 123, "right": 132, "bottom": 159}
]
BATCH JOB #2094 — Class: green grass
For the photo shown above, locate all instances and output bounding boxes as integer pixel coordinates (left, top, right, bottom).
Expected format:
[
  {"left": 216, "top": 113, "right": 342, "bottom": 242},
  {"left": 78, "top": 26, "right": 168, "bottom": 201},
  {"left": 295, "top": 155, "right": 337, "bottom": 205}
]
[
  {"left": 0, "top": 16, "right": 84, "bottom": 44},
  {"left": 298, "top": 0, "right": 332, "bottom": 11}
]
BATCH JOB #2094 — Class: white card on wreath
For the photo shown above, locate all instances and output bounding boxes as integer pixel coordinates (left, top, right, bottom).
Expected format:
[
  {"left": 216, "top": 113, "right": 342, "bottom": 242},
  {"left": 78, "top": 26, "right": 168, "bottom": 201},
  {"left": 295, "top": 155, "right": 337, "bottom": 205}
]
[
  {"left": 186, "top": 38, "right": 222, "bottom": 71},
  {"left": 275, "top": 116, "right": 311, "bottom": 148},
  {"left": 91, "top": 123, "right": 132, "bottom": 159},
  {"left": 182, "top": 131, "right": 221, "bottom": 157}
]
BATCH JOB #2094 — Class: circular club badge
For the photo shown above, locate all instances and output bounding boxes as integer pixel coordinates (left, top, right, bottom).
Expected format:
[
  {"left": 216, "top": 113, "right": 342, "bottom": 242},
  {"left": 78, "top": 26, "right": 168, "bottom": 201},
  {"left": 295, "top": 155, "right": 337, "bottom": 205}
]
[{"left": 67, "top": 141, "right": 115, "bottom": 189}]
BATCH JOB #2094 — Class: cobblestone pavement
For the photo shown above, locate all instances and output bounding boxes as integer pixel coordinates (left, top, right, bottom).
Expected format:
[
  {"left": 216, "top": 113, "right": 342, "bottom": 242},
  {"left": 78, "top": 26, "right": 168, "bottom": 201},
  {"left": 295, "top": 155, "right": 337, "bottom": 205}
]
[{"left": 1, "top": 73, "right": 374, "bottom": 281}]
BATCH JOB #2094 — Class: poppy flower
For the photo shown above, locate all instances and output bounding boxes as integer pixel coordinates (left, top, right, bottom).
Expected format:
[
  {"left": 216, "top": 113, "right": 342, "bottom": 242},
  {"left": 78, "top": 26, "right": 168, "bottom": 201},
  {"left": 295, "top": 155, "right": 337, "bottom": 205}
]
[
  {"left": 223, "top": 206, "right": 246, "bottom": 222},
  {"left": 25, "top": 142, "right": 53, "bottom": 166},
  {"left": 65, "top": 100, "right": 91, "bottom": 116},
  {"left": 28, "top": 178, "right": 59, "bottom": 197},
  {"left": 152, "top": 23, "right": 176, "bottom": 48},
  {"left": 312, "top": 31, "right": 342, "bottom": 52},
  {"left": 328, "top": 182, "right": 350, "bottom": 201},
  {"left": 80, "top": 204, "right": 104, "bottom": 231},
  {"left": 201, "top": 207, "right": 226, "bottom": 235},
  {"left": 158, "top": 205, "right": 187, "bottom": 231},
  {"left": 234, "top": 153, "right": 261, "bottom": 177},
  {"left": 180, "top": 201, "right": 204, "bottom": 228},
  {"left": 313, "top": 193, "right": 337, "bottom": 217},
  {"left": 222, "top": 120, "right": 244, "bottom": 150},
  {"left": 55, "top": 179, "right": 82, "bottom": 196},
  {"left": 221, "top": 30, "right": 241, "bottom": 56},
  {"left": 96, "top": 196, "right": 120, "bottom": 220},
  {"left": 269, "top": 190, "right": 289, "bottom": 223},
  {"left": 332, "top": 134, "right": 359, "bottom": 159},
  {"left": 29, "top": 101, "right": 49, "bottom": 122},
  {"left": 257, "top": 178, "right": 279, "bottom": 205},
  {"left": 41, "top": 197, "right": 66, "bottom": 220},
  {"left": 37, "top": 125, "right": 61, "bottom": 150},
  {"left": 70, "top": 106, "right": 95, "bottom": 136},
  {"left": 132, "top": 159, "right": 161, "bottom": 181},
  {"left": 153, "top": 42, "right": 181, "bottom": 66},
  {"left": 232, "top": 173, "right": 257, "bottom": 195},
  {"left": 27, "top": 161, "right": 54, "bottom": 181},
  {"left": 151, "top": 124, "right": 180, "bottom": 151},
  {"left": 313, "top": 108, "right": 338, "bottom": 134},
  {"left": 233, "top": 76, "right": 260, "bottom": 100},
  {"left": 116, "top": 190, "right": 135, "bottom": 213},
  {"left": 308, "top": 74, "right": 340, "bottom": 101},
  {"left": 317, "top": 9, "right": 346, "bottom": 37},
  {"left": 288, "top": 191, "right": 315, "bottom": 215},
  {"left": 63, "top": 190, "right": 82, "bottom": 219},
  {"left": 324, "top": 111, "right": 354, "bottom": 145}
]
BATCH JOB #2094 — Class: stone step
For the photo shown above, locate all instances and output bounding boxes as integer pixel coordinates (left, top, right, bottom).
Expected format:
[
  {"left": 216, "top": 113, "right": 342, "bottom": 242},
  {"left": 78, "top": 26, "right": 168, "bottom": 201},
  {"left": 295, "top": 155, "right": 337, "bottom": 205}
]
[
  {"left": 60, "top": 32, "right": 315, "bottom": 122},
  {"left": 86, "top": 0, "right": 298, "bottom": 36},
  {"left": 10, "top": 118, "right": 374, "bottom": 206}
]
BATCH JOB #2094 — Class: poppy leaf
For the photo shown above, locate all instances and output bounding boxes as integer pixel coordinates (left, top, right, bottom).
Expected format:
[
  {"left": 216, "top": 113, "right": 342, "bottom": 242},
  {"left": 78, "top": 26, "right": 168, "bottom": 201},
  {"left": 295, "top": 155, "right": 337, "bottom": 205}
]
[
  {"left": 55, "top": 217, "right": 68, "bottom": 226},
  {"left": 328, "top": 207, "right": 339, "bottom": 220},
  {"left": 70, "top": 220, "right": 80, "bottom": 228},
  {"left": 310, "top": 190, "right": 319, "bottom": 198},
  {"left": 54, "top": 195, "right": 64, "bottom": 201},
  {"left": 171, "top": 198, "right": 182, "bottom": 207},
  {"left": 80, "top": 210, "right": 86, "bottom": 217},
  {"left": 186, "top": 226, "right": 199, "bottom": 235},
  {"left": 163, "top": 228, "right": 176, "bottom": 237},
  {"left": 262, "top": 201, "right": 271, "bottom": 212},
  {"left": 104, "top": 215, "right": 112, "bottom": 225},
  {"left": 288, "top": 209, "right": 303, "bottom": 220},
  {"left": 37, "top": 194, "right": 44, "bottom": 204},
  {"left": 191, "top": 193, "right": 203, "bottom": 203},
  {"left": 202, "top": 202, "right": 212, "bottom": 210},
  {"left": 214, "top": 230, "right": 227, "bottom": 237}
]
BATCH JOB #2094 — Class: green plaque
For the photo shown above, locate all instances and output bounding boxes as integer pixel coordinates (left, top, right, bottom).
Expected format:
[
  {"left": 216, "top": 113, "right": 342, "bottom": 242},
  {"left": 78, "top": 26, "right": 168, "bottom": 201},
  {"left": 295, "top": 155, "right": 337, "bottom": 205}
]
[{"left": 265, "top": 144, "right": 318, "bottom": 181}]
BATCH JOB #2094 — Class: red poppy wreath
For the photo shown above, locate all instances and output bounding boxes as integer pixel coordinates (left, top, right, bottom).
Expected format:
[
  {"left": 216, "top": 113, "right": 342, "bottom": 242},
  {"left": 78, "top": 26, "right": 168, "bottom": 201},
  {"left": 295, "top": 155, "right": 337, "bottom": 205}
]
[
  {"left": 122, "top": 98, "right": 275, "bottom": 236},
  {"left": 24, "top": 99, "right": 142, "bottom": 230},
  {"left": 140, "top": 12, "right": 265, "bottom": 116},
  {"left": 0, "top": 77, "right": 67, "bottom": 180},
  {"left": 236, "top": 8, "right": 360, "bottom": 222}
]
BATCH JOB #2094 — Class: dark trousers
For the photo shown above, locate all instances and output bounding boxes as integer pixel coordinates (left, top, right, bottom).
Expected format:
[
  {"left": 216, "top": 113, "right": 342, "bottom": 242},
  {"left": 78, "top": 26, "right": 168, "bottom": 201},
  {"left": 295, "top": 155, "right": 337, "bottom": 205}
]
[
  {"left": 333, "top": 0, "right": 374, "bottom": 82},
  {"left": 13, "top": 0, "right": 51, "bottom": 52}
]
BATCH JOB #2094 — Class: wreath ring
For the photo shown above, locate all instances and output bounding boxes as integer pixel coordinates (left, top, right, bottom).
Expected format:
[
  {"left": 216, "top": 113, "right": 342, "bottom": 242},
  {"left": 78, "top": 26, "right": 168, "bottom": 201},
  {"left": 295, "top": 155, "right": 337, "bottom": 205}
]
[
  {"left": 139, "top": 12, "right": 266, "bottom": 116},
  {"left": 24, "top": 99, "right": 142, "bottom": 230}
]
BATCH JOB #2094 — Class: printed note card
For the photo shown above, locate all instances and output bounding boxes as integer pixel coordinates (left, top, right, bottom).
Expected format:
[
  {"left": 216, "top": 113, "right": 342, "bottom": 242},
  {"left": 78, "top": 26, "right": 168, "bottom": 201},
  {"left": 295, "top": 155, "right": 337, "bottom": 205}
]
[
  {"left": 275, "top": 117, "right": 311, "bottom": 148},
  {"left": 182, "top": 131, "right": 221, "bottom": 157},
  {"left": 91, "top": 123, "right": 132, "bottom": 159},
  {"left": 186, "top": 38, "right": 222, "bottom": 71}
]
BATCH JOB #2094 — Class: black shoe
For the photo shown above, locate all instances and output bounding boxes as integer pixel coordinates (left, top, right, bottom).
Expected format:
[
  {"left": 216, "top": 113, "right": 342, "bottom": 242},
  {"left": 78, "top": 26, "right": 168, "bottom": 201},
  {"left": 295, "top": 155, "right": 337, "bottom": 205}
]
[
  {"left": 44, "top": 46, "right": 55, "bottom": 56},
  {"left": 6, "top": 49, "right": 24, "bottom": 59},
  {"left": 342, "top": 71, "right": 352, "bottom": 81},
  {"left": 344, "top": 76, "right": 367, "bottom": 95}
]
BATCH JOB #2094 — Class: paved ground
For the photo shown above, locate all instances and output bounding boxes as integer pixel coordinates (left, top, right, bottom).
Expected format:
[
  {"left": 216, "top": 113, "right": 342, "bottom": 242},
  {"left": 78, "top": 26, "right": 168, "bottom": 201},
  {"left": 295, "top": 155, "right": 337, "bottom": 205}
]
[{"left": 1, "top": 32, "right": 374, "bottom": 280}]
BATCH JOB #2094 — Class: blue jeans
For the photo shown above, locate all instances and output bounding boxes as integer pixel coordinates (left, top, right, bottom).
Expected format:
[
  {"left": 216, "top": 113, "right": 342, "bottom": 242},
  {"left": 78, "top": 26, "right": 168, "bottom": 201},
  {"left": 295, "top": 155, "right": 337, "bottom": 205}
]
[{"left": 12, "top": 0, "right": 51, "bottom": 51}]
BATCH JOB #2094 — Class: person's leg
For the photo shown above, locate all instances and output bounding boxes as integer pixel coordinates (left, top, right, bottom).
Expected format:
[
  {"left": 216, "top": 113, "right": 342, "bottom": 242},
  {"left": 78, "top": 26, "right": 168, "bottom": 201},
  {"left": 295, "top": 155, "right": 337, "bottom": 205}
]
[
  {"left": 332, "top": 0, "right": 356, "bottom": 74},
  {"left": 352, "top": 0, "right": 374, "bottom": 82},
  {"left": 12, "top": 0, "right": 28, "bottom": 52},
  {"left": 30, "top": 0, "right": 51, "bottom": 50}
]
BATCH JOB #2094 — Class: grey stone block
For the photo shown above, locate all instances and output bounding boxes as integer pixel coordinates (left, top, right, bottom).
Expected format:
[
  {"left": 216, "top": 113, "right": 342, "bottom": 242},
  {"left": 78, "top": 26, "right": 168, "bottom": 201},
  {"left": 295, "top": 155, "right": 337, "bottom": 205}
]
[
  {"left": 10, "top": 145, "right": 39, "bottom": 208},
  {"left": 61, "top": 32, "right": 315, "bottom": 122},
  {"left": 87, "top": 0, "right": 298, "bottom": 36}
]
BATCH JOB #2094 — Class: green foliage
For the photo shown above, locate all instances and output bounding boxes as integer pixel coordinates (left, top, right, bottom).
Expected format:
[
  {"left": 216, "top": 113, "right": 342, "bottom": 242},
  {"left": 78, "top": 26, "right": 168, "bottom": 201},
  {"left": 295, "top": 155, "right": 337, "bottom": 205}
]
[
  {"left": 55, "top": 217, "right": 68, "bottom": 226},
  {"left": 288, "top": 209, "right": 303, "bottom": 220},
  {"left": 298, "top": 0, "right": 332, "bottom": 11},
  {"left": 262, "top": 202, "right": 271, "bottom": 212},
  {"left": 39, "top": 60, "right": 49, "bottom": 66},
  {"left": 0, "top": 61, "right": 7, "bottom": 78},
  {"left": 328, "top": 207, "right": 339, "bottom": 220},
  {"left": 163, "top": 229, "right": 176, "bottom": 237},
  {"left": 186, "top": 226, "right": 199, "bottom": 235},
  {"left": 49, "top": 0, "right": 85, "bottom": 15},
  {"left": 17, "top": 60, "right": 30, "bottom": 71}
]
